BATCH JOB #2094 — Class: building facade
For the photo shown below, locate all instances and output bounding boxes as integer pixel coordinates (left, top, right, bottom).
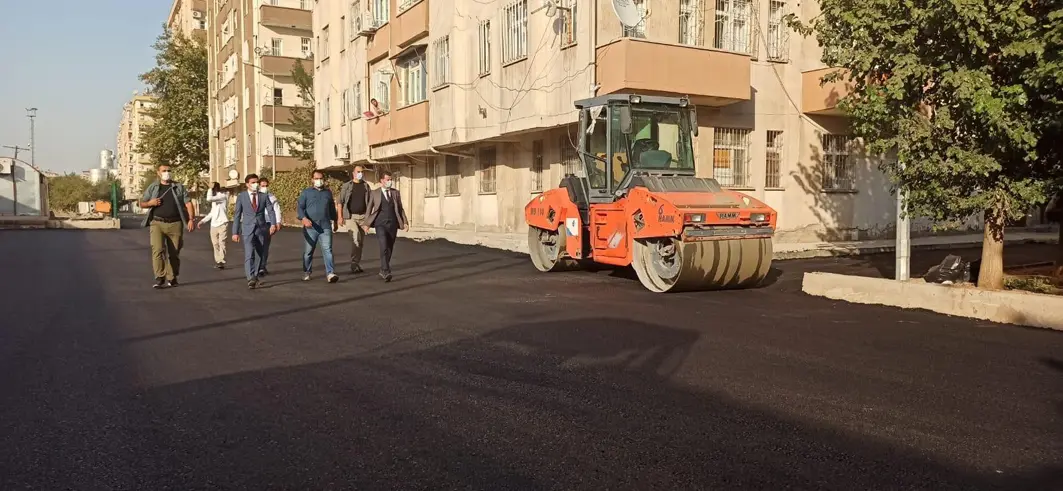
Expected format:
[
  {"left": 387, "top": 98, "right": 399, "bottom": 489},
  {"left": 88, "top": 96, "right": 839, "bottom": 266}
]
[
  {"left": 167, "top": 0, "right": 209, "bottom": 40},
  {"left": 314, "top": 0, "right": 942, "bottom": 243},
  {"left": 206, "top": 0, "right": 315, "bottom": 189},
  {"left": 115, "top": 94, "right": 157, "bottom": 199},
  {"left": 0, "top": 158, "right": 48, "bottom": 217}
]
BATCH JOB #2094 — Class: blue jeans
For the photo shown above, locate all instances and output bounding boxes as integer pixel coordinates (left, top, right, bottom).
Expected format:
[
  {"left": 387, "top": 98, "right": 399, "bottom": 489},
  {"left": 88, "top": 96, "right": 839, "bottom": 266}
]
[{"left": 302, "top": 223, "right": 334, "bottom": 275}]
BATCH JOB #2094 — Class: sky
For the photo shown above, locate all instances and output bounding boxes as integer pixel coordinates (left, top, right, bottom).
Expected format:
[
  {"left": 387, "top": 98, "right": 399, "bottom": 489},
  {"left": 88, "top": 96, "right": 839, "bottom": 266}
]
[{"left": 0, "top": 1, "right": 171, "bottom": 174}]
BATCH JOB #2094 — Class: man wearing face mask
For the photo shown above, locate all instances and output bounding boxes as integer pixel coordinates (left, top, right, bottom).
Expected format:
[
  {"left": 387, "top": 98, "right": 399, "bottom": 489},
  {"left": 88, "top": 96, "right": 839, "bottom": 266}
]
[
  {"left": 336, "top": 165, "right": 372, "bottom": 274},
  {"left": 256, "top": 177, "right": 283, "bottom": 276},
  {"left": 139, "top": 163, "right": 196, "bottom": 289},
  {"left": 297, "top": 170, "right": 340, "bottom": 283},
  {"left": 231, "top": 174, "right": 278, "bottom": 289},
  {"left": 361, "top": 170, "right": 408, "bottom": 282}
]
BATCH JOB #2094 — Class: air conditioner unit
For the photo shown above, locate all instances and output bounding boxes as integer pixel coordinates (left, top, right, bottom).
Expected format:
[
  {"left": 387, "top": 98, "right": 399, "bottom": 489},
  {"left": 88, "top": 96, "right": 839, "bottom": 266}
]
[
  {"left": 358, "top": 13, "right": 380, "bottom": 36},
  {"left": 0, "top": 158, "right": 12, "bottom": 175},
  {"left": 192, "top": 10, "right": 204, "bottom": 19},
  {"left": 334, "top": 144, "right": 351, "bottom": 160}
]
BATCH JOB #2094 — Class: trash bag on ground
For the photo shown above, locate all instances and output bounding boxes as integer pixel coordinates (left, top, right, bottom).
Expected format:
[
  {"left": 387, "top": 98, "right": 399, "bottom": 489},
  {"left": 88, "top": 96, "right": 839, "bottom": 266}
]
[{"left": 923, "top": 254, "right": 971, "bottom": 285}]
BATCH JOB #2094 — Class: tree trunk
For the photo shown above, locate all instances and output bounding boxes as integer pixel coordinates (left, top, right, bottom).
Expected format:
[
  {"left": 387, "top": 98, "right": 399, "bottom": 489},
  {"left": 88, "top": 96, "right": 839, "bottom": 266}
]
[{"left": 978, "top": 206, "right": 1006, "bottom": 290}]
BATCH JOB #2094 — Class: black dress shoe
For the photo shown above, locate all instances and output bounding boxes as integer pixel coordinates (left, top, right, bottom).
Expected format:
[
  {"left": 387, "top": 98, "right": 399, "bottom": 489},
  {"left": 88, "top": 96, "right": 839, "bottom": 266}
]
[
  {"left": 350, "top": 265, "right": 363, "bottom": 274},
  {"left": 214, "top": 262, "right": 223, "bottom": 269}
]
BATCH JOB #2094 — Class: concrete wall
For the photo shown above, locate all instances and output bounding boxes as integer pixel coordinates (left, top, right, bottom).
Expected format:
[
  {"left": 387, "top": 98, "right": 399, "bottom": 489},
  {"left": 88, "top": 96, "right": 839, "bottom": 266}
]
[{"left": 0, "top": 159, "right": 46, "bottom": 217}]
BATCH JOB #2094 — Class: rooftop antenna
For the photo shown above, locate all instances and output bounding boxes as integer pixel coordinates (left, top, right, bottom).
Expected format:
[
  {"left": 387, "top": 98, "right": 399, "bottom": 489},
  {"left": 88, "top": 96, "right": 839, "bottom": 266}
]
[{"left": 611, "top": 0, "right": 643, "bottom": 27}]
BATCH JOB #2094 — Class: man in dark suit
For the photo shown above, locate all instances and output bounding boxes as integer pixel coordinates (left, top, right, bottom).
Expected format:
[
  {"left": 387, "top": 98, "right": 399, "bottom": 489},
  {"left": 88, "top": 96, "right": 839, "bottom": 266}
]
[
  {"left": 360, "top": 170, "right": 408, "bottom": 282},
  {"left": 231, "top": 173, "right": 278, "bottom": 289}
]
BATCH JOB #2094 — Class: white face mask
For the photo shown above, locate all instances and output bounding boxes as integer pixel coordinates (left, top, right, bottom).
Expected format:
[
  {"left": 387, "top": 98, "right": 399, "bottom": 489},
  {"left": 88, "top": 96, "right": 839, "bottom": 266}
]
[
  {"left": 160, "top": 171, "right": 172, "bottom": 182},
  {"left": 313, "top": 179, "right": 324, "bottom": 188},
  {"left": 260, "top": 186, "right": 268, "bottom": 193},
  {"left": 355, "top": 172, "right": 363, "bottom": 180},
  {"left": 383, "top": 180, "right": 393, "bottom": 189},
  {"left": 250, "top": 182, "right": 260, "bottom": 191}
]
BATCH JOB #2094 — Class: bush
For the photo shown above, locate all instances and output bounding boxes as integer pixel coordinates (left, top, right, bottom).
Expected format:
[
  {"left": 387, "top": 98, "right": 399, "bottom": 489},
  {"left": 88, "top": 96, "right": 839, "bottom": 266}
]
[{"left": 258, "top": 165, "right": 346, "bottom": 225}]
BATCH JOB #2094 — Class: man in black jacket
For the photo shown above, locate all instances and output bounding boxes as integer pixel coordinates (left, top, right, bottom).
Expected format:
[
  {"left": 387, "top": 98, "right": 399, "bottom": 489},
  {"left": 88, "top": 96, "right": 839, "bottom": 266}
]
[{"left": 336, "top": 165, "right": 372, "bottom": 273}]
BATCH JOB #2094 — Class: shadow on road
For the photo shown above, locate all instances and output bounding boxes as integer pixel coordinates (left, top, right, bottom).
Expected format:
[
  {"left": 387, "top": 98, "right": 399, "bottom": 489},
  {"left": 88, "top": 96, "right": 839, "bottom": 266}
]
[{"left": 130, "top": 317, "right": 1063, "bottom": 489}]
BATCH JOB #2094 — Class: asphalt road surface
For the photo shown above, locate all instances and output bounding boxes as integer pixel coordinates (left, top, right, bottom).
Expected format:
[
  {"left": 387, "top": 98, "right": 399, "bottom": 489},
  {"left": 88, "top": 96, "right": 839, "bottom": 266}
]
[{"left": 1, "top": 228, "right": 1061, "bottom": 490}]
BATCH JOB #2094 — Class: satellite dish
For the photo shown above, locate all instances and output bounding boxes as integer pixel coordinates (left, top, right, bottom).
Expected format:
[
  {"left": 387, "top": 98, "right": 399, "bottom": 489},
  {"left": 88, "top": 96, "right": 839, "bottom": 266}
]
[
  {"left": 544, "top": 0, "right": 557, "bottom": 17},
  {"left": 611, "top": 0, "right": 642, "bottom": 28}
]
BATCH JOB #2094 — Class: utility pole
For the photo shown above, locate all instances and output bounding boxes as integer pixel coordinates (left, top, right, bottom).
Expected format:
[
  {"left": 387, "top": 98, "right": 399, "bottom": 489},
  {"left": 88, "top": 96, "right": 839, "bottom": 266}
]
[
  {"left": 26, "top": 108, "right": 37, "bottom": 167},
  {"left": 2, "top": 145, "right": 30, "bottom": 161},
  {"left": 895, "top": 160, "right": 911, "bottom": 281}
]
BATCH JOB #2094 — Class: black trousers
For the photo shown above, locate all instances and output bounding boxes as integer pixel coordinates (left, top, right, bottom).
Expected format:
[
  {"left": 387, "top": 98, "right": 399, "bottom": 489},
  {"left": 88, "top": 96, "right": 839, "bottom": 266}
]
[{"left": 375, "top": 222, "right": 399, "bottom": 275}]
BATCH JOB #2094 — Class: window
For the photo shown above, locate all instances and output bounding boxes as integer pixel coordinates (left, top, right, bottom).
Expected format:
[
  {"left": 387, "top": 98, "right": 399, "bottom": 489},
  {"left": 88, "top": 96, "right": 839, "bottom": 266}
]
[
  {"left": 531, "top": 140, "right": 544, "bottom": 191},
  {"left": 197, "top": 19, "right": 207, "bottom": 30},
  {"left": 301, "top": 0, "right": 310, "bottom": 9},
  {"left": 622, "top": 0, "right": 647, "bottom": 38},
  {"left": 341, "top": 89, "right": 349, "bottom": 122},
  {"left": 765, "top": 130, "right": 783, "bottom": 188},
  {"left": 350, "top": 1, "right": 361, "bottom": 39},
  {"left": 501, "top": 0, "right": 528, "bottom": 64},
  {"left": 445, "top": 155, "right": 460, "bottom": 195},
  {"left": 274, "top": 137, "right": 287, "bottom": 156},
  {"left": 679, "top": 0, "right": 704, "bottom": 46},
  {"left": 559, "top": 0, "right": 577, "bottom": 46},
  {"left": 270, "top": 38, "right": 282, "bottom": 56},
  {"left": 767, "top": 0, "right": 789, "bottom": 61},
  {"left": 352, "top": 81, "right": 363, "bottom": 118},
  {"left": 301, "top": 37, "right": 312, "bottom": 57},
  {"left": 268, "top": 0, "right": 279, "bottom": 5},
  {"left": 373, "top": 71, "right": 391, "bottom": 113},
  {"left": 478, "top": 20, "right": 492, "bottom": 76},
  {"left": 559, "top": 132, "right": 581, "bottom": 177},
  {"left": 373, "top": 0, "right": 389, "bottom": 25},
  {"left": 432, "top": 36, "right": 451, "bottom": 88},
  {"left": 479, "top": 147, "right": 497, "bottom": 194},
  {"left": 712, "top": 127, "right": 752, "bottom": 187},
  {"left": 273, "top": 88, "right": 283, "bottom": 106},
  {"left": 321, "top": 26, "right": 330, "bottom": 59},
  {"left": 821, "top": 135, "right": 855, "bottom": 190},
  {"left": 426, "top": 161, "right": 439, "bottom": 196},
  {"left": 714, "top": 0, "right": 754, "bottom": 54},
  {"left": 398, "top": 48, "right": 427, "bottom": 106},
  {"left": 323, "top": 95, "right": 331, "bottom": 130}
]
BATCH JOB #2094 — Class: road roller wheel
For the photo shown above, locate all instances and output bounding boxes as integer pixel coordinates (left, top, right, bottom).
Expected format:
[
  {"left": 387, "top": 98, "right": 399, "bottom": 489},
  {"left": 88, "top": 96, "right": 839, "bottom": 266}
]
[
  {"left": 528, "top": 226, "right": 581, "bottom": 272},
  {"left": 631, "top": 237, "right": 773, "bottom": 293}
]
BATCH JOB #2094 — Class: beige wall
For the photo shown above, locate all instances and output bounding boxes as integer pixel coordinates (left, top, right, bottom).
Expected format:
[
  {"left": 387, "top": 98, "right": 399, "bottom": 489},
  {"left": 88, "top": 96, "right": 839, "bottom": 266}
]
[
  {"left": 312, "top": 0, "right": 955, "bottom": 242},
  {"left": 115, "top": 95, "right": 157, "bottom": 199},
  {"left": 167, "top": 0, "right": 207, "bottom": 39},
  {"left": 207, "top": 0, "right": 313, "bottom": 189}
]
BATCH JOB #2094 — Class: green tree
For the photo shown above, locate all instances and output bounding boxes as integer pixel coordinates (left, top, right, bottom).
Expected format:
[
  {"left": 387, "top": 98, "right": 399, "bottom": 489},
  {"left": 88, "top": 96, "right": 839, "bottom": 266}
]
[
  {"left": 138, "top": 26, "right": 209, "bottom": 189},
  {"left": 264, "top": 164, "right": 344, "bottom": 225},
  {"left": 284, "top": 60, "right": 315, "bottom": 164},
  {"left": 790, "top": 1, "right": 1063, "bottom": 289},
  {"left": 47, "top": 174, "right": 95, "bottom": 212},
  {"left": 138, "top": 168, "right": 159, "bottom": 196}
]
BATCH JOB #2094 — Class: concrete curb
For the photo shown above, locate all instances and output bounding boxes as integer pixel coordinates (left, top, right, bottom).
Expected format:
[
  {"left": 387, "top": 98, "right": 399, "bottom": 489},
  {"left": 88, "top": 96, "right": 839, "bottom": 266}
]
[
  {"left": 0, "top": 218, "right": 121, "bottom": 230},
  {"left": 773, "top": 237, "right": 1058, "bottom": 261},
  {"left": 801, "top": 272, "right": 1063, "bottom": 331}
]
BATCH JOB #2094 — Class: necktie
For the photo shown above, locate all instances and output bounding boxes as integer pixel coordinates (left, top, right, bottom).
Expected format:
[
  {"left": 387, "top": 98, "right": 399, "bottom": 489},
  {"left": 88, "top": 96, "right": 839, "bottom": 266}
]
[
  {"left": 251, "top": 193, "right": 257, "bottom": 210},
  {"left": 383, "top": 189, "right": 389, "bottom": 201}
]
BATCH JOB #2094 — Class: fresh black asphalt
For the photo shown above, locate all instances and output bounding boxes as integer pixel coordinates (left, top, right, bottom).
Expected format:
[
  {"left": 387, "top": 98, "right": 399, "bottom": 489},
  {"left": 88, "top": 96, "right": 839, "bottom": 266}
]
[{"left": 1, "top": 227, "right": 1061, "bottom": 490}]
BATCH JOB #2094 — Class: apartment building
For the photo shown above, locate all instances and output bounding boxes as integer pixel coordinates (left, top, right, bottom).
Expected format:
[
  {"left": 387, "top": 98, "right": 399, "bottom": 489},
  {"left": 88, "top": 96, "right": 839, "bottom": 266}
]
[
  {"left": 115, "top": 94, "right": 157, "bottom": 199},
  {"left": 315, "top": 0, "right": 919, "bottom": 243},
  {"left": 167, "top": 0, "right": 209, "bottom": 40},
  {"left": 206, "top": 0, "right": 314, "bottom": 189}
]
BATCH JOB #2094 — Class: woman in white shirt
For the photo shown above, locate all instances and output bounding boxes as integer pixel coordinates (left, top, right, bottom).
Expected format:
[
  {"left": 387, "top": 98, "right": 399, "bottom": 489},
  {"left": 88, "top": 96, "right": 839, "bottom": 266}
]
[{"left": 197, "top": 182, "right": 231, "bottom": 269}]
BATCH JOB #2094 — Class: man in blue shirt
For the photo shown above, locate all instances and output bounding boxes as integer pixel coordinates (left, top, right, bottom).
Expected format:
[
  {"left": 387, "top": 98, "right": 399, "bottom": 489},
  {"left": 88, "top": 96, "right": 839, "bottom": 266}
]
[{"left": 297, "top": 170, "right": 339, "bottom": 283}]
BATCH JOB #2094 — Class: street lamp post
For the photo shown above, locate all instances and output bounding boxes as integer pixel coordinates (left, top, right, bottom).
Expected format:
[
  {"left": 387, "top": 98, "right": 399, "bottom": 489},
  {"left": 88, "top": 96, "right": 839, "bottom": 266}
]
[{"left": 26, "top": 108, "right": 37, "bottom": 167}]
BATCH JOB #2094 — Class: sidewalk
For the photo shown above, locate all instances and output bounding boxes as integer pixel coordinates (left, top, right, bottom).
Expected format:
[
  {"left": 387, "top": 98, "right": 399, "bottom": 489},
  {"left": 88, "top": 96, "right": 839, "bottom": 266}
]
[{"left": 395, "top": 226, "right": 1059, "bottom": 260}]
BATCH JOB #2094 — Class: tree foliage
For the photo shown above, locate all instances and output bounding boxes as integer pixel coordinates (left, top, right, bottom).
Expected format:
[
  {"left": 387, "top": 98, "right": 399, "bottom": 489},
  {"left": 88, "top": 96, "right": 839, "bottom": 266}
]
[
  {"left": 789, "top": 0, "right": 1063, "bottom": 289},
  {"left": 48, "top": 175, "right": 118, "bottom": 212},
  {"left": 138, "top": 26, "right": 209, "bottom": 190},
  {"left": 284, "top": 61, "right": 315, "bottom": 164},
  {"left": 261, "top": 164, "right": 344, "bottom": 224}
]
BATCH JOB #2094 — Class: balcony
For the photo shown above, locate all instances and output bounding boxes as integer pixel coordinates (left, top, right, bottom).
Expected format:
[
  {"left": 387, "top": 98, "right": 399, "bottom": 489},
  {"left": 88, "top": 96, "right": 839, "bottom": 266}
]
[
  {"left": 367, "top": 101, "right": 429, "bottom": 146},
  {"left": 260, "top": 4, "right": 312, "bottom": 31},
  {"left": 262, "top": 155, "right": 307, "bottom": 172},
  {"left": 260, "top": 55, "right": 310, "bottom": 76},
  {"left": 595, "top": 38, "right": 751, "bottom": 106},
  {"left": 802, "top": 67, "right": 852, "bottom": 116},
  {"left": 261, "top": 105, "right": 300, "bottom": 125},
  {"left": 390, "top": 0, "right": 429, "bottom": 55},
  {"left": 367, "top": 23, "right": 391, "bottom": 62}
]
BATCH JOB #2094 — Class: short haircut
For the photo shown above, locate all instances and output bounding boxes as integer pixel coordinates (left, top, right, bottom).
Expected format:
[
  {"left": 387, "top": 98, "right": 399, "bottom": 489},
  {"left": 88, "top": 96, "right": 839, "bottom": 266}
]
[
  {"left": 245, "top": 173, "right": 259, "bottom": 183},
  {"left": 259, "top": 177, "right": 270, "bottom": 185},
  {"left": 312, "top": 170, "right": 325, "bottom": 178},
  {"left": 157, "top": 163, "right": 170, "bottom": 170},
  {"left": 380, "top": 170, "right": 393, "bottom": 179}
]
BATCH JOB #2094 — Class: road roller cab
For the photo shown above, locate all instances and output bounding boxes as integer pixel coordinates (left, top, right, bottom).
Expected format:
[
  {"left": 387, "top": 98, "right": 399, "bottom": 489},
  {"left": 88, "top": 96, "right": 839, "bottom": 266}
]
[{"left": 524, "top": 94, "right": 778, "bottom": 292}]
